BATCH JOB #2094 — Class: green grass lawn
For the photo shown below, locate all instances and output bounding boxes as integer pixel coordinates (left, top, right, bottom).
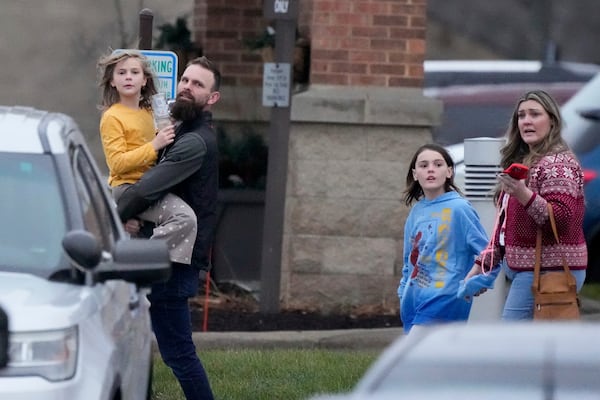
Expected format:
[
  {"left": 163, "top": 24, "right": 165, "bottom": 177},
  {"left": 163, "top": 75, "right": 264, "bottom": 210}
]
[
  {"left": 151, "top": 348, "right": 379, "bottom": 400},
  {"left": 581, "top": 282, "right": 600, "bottom": 300},
  {"left": 149, "top": 282, "right": 600, "bottom": 400}
]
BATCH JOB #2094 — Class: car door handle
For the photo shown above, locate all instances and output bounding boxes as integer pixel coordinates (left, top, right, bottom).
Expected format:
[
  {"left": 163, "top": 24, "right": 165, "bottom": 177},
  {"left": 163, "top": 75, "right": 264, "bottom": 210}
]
[
  {"left": 129, "top": 298, "right": 140, "bottom": 310},
  {"left": 129, "top": 287, "right": 140, "bottom": 311}
]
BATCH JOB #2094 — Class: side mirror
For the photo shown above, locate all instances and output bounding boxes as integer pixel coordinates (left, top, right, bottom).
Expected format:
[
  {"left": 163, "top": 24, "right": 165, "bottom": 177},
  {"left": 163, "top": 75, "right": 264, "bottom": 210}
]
[
  {"left": 0, "top": 306, "right": 8, "bottom": 369},
  {"left": 578, "top": 108, "right": 600, "bottom": 121},
  {"left": 62, "top": 230, "right": 171, "bottom": 287},
  {"left": 96, "top": 238, "right": 171, "bottom": 287},
  {"left": 62, "top": 230, "right": 102, "bottom": 271}
]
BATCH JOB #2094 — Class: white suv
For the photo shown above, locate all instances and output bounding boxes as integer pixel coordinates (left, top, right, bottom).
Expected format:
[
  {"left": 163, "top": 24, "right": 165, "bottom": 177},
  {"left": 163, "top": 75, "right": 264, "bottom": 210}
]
[{"left": 0, "top": 106, "right": 170, "bottom": 399}]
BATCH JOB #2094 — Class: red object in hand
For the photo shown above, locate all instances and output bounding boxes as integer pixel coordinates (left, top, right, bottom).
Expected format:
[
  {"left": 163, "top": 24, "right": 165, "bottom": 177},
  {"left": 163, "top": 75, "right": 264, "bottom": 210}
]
[{"left": 503, "top": 163, "right": 529, "bottom": 180}]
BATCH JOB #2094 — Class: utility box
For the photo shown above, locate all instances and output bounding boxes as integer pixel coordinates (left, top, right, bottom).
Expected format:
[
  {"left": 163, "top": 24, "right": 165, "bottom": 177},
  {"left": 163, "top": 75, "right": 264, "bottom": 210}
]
[{"left": 463, "top": 137, "right": 506, "bottom": 321}]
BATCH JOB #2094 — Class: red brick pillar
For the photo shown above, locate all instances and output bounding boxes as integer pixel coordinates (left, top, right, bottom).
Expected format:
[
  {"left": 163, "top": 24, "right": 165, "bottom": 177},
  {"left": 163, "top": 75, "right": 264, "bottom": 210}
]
[
  {"left": 193, "top": 0, "right": 314, "bottom": 87},
  {"left": 193, "top": 0, "right": 427, "bottom": 87},
  {"left": 191, "top": 0, "right": 438, "bottom": 313},
  {"left": 193, "top": 0, "right": 425, "bottom": 88},
  {"left": 310, "top": 0, "right": 426, "bottom": 87},
  {"left": 193, "top": 0, "right": 265, "bottom": 86}
]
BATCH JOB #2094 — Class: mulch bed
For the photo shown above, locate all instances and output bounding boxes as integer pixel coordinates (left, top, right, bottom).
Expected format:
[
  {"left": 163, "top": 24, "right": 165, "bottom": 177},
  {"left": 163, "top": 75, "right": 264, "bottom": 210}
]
[{"left": 190, "top": 282, "right": 401, "bottom": 332}]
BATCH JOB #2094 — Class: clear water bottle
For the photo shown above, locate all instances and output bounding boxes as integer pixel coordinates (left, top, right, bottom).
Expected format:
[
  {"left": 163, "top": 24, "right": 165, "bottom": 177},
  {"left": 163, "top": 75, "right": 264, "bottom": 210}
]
[{"left": 151, "top": 93, "right": 172, "bottom": 130}]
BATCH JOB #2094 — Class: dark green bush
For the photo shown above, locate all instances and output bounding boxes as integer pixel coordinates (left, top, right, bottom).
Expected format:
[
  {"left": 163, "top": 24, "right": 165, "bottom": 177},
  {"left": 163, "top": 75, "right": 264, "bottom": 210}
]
[{"left": 218, "top": 126, "right": 268, "bottom": 189}]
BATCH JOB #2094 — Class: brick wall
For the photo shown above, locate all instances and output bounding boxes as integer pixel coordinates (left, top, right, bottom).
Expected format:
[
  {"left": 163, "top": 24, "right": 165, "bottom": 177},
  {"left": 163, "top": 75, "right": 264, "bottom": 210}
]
[
  {"left": 310, "top": 0, "right": 426, "bottom": 87},
  {"left": 193, "top": 0, "right": 265, "bottom": 86},
  {"left": 192, "top": 0, "right": 438, "bottom": 313},
  {"left": 193, "top": 0, "right": 426, "bottom": 87}
]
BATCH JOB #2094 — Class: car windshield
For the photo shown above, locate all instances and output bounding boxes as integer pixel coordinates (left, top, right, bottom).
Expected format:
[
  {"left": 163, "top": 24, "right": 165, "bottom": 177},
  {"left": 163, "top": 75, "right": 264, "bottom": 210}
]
[
  {"left": 0, "top": 153, "right": 66, "bottom": 272},
  {"left": 560, "top": 73, "right": 600, "bottom": 154}
]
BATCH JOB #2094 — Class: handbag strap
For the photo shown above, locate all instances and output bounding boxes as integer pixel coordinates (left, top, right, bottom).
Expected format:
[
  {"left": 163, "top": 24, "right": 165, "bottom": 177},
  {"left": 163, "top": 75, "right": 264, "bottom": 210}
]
[
  {"left": 547, "top": 204, "right": 561, "bottom": 245},
  {"left": 533, "top": 203, "right": 573, "bottom": 291},
  {"left": 533, "top": 224, "right": 543, "bottom": 291},
  {"left": 547, "top": 205, "right": 572, "bottom": 275}
]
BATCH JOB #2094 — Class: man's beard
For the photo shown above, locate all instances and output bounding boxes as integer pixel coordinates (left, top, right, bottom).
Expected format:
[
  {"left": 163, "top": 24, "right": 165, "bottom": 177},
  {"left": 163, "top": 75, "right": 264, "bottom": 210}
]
[{"left": 170, "top": 94, "right": 204, "bottom": 122}]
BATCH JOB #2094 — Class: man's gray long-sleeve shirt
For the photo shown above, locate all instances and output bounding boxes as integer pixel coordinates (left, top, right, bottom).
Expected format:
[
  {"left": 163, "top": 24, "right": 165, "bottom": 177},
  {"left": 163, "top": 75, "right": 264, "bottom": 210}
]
[{"left": 117, "top": 111, "right": 219, "bottom": 271}]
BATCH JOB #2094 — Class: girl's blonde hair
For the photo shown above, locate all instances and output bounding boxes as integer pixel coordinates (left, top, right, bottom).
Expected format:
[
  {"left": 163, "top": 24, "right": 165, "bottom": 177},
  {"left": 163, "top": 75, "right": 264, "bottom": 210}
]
[{"left": 97, "top": 49, "right": 158, "bottom": 111}]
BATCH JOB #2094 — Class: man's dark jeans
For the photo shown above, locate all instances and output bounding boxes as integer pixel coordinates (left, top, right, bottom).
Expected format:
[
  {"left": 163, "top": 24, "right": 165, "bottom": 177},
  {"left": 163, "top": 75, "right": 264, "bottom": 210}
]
[{"left": 148, "top": 263, "right": 214, "bottom": 400}]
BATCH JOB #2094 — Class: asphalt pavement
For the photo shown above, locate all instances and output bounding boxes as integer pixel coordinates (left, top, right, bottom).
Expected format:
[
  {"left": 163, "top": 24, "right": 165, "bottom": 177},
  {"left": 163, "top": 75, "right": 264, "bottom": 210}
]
[{"left": 188, "top": 296, "right": 600, "bottom": 351}]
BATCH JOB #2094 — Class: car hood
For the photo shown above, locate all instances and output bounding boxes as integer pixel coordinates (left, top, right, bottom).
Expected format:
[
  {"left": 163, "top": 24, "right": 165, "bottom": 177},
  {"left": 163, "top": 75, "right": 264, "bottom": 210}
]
[
  {"left": 445, "top": 142, "right": 464, "bottom": 164},
  {"left": 0, "top": 271, "right": 97, "bottom": 331},
  {"left": 445, "top": 142, "right": 466, "bottom": 191}
]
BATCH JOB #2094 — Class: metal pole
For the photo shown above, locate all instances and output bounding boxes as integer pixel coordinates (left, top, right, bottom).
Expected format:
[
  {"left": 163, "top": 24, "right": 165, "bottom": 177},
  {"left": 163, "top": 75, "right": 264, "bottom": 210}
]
[
  {"left": 259, "top": 18, "right": 297, "bottom": 313},
  {"left": 138, "top": 8, "right": 154, "bottom": 50}
]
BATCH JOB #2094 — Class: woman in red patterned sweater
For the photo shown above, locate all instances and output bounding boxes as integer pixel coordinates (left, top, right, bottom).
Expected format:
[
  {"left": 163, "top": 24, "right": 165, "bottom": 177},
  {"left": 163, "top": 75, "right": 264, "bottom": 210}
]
[{"left": 464, "top": 90, "right": 587, "bottom": 320}]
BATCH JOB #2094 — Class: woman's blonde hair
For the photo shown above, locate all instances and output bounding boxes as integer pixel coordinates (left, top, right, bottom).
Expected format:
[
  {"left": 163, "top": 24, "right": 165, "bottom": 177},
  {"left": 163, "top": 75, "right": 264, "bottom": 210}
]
[
  {"left": 97, "top": 49, "right": 158, "bottom": 111},
  {"left": 500, "top": 90, "right": 568, "bottom": 169}
]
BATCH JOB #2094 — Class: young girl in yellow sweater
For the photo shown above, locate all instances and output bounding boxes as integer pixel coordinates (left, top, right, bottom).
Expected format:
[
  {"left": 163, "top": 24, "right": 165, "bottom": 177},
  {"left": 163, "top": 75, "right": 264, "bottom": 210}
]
[{"left": 98, "top": 49, "right": 197, "bottom": 265}]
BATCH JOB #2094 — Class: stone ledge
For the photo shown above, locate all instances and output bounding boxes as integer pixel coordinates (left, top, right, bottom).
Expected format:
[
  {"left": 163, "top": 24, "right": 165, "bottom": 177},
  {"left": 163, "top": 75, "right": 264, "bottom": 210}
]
[
  {"left": 214, "top": 85, "right": 443, "bottom": 128},
  {"left": 291, "top": 84, "right": 442, "bottom": 127}
]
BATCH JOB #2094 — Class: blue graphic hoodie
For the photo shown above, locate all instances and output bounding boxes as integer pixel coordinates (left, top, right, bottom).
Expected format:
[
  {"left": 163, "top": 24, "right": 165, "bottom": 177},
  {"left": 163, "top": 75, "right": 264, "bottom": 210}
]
[{"left": 397, "top": 191, "right": 489, "bottom": 333}]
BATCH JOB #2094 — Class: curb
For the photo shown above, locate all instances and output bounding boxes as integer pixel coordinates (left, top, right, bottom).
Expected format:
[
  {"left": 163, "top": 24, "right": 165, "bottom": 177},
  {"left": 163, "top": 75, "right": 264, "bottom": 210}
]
[
  {"left": 191, "top": 327, "right": 403, "bottom": 350},
  {"left": 168, "top": 297, "right": 600, "bottom": 352}
]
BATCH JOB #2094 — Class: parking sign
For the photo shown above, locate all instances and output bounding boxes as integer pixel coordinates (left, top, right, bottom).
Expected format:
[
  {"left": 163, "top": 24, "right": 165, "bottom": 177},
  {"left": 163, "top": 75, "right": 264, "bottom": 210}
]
[
  {"left": 262, "top": 63, "right": 291, "bottom": 107},
  {"left": 140, "top": 50, "right": 178, "bottom": 100}
]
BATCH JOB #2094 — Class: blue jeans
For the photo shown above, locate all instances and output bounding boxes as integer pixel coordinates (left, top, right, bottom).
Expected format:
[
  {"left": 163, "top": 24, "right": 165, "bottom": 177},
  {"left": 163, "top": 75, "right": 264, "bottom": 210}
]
[
  {"left": 148, "top": 263, "right": 214, "bottom": 400},
  {"left": 502, "top": 264, "right": 586, "bottom": 320}
]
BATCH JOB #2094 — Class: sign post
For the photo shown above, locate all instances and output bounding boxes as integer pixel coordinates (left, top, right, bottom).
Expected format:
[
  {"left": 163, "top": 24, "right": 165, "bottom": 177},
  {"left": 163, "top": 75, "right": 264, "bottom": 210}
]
[
  {"left": 260, "top": 0, "right": 298, "bottom": 313},
  {"left": 138, "top": 9, "right": 154, "bottom": 50}
]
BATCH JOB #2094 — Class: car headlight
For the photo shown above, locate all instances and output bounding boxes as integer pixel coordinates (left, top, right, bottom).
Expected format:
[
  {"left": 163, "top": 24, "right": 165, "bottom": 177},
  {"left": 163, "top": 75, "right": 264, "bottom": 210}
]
[{"left": 0, "top": 326, "right": 78, "bottom": 381}]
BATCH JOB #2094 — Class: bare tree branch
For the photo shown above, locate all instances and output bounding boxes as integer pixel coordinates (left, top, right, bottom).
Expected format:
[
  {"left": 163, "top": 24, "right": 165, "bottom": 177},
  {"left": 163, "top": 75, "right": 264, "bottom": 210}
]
[{"left": 113, "top": 0, "right": 128, "bottom": 48}]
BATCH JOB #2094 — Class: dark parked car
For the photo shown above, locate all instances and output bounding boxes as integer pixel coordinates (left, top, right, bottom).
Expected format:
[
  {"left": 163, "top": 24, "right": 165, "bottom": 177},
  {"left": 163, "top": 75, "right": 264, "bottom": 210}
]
[
  {"left": 423, "top": 60, "right": 600, "bottom": 145},
  {"left": 0, "top": 106, "right": 171, "bottom": 399},
  {"left": 424, "top": 60, "right": 600, "bottom": 88},
  {"left": 426, "top": 81, "right": 584, "bottom": 146}
]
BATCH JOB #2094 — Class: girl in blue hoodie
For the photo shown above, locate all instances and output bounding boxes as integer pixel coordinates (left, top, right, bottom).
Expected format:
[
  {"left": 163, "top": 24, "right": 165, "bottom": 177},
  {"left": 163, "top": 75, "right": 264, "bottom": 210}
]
[{"left": 398, "top": 144, "right": 489, "bottom": 333}]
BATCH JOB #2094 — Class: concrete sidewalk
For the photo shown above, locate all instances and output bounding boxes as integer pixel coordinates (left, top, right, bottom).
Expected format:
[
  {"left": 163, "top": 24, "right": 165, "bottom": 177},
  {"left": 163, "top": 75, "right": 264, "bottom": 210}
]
[{"left": 189, "top": 296, "right": 600, "bottom": 351}]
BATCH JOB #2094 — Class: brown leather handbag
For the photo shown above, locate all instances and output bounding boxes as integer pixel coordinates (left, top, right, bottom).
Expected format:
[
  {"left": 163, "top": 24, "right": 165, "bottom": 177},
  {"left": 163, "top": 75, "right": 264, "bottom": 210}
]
[{"left": 531, "top": 204, "right": 580, "bottom": 320}]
